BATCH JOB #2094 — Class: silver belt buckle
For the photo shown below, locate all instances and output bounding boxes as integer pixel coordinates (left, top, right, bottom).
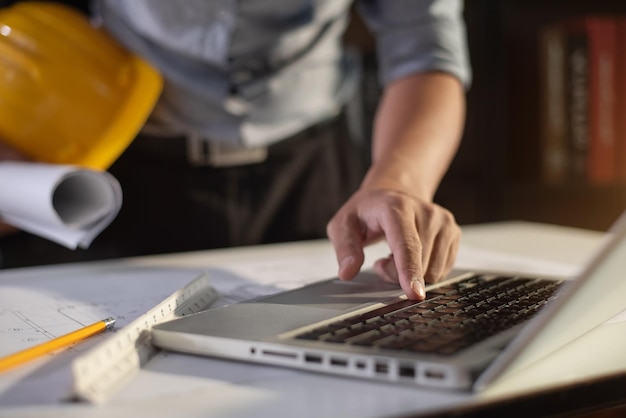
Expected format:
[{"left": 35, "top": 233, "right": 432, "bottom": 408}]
[{"left": 186, "top": 134, "right": 268, "bottom": 167}]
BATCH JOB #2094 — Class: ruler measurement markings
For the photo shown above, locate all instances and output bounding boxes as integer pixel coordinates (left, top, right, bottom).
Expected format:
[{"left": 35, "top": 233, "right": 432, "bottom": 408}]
[{"left": 69, "top": 273, "right": 218, "bottom": 403}]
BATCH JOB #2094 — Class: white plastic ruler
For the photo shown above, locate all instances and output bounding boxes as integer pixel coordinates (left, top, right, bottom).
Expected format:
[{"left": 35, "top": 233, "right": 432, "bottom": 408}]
[{"left": 69, "top": 272, "right": 219, "bottom": 403}]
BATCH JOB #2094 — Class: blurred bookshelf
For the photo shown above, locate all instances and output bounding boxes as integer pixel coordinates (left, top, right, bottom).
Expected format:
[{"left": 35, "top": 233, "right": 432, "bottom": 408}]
[{"left": 449, "top": 0, "right": 626, "bottom": 231}]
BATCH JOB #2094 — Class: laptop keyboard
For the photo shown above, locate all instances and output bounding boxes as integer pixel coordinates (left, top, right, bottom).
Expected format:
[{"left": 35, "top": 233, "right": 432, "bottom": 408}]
[{"left": 295, "top": 274, "right": 564, "bottom": 356}]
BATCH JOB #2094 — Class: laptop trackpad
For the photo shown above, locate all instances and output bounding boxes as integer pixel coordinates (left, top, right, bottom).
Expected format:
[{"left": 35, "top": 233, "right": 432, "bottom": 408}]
[
  {"left": 253, "top": 272, "right": 402, "bottom": 311},
  {"left": 154, "top": 302, "right": 348, "bottom": 341},
  {"left": 154, "top": 273, "right": 403, "bottom": 341}
]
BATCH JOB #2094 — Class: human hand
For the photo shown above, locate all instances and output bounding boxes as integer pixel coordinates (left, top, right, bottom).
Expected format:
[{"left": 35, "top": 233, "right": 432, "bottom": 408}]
[
  {"left": 326, "top": 188, "right": 461, "bottom": 300},
  {"left": 0, "top": 140, "right": 28, "bottom": 161},
  {"left": 0, "top": 140, "right": 28, "bottom": 236}
]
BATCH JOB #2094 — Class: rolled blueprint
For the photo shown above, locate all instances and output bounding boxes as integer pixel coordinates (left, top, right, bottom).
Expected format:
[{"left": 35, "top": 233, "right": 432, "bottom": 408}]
[{"left": 0, "top": 161, "right": 122, "bottom": 249}]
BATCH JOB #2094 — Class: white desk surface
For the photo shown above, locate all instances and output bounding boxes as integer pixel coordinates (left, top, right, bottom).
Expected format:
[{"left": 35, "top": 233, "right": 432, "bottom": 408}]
[{"left": 1, "top": 221, "right": 624, "bottom": 418}]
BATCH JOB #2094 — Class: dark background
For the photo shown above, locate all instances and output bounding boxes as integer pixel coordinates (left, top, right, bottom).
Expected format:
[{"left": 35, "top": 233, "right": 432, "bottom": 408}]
[{"left": 2, "top": 0, "right": 626, "bottom": 268}]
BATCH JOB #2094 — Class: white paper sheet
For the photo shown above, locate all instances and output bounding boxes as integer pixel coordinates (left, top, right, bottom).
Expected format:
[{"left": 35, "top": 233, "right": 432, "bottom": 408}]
[
  {"left": 454, "top": 245, "right": 582, "bottom": 278},
  {"left": 0, "top": 161, "right": 122, "bottom": 249},
  {"left": 0, "top": 265, "right": 212, "bottom": 404}
]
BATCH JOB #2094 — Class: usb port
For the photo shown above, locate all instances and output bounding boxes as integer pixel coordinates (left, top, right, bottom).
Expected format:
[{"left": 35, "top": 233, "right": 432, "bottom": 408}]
[
  {"left": 304, "top": 354, "right": 323, "bottom": 364},
  {"left": 399, "top": 365, "right": 416, "bottom": 378},
  {"left": 330, "top": 358, "right": 348, "bottom": 367}
]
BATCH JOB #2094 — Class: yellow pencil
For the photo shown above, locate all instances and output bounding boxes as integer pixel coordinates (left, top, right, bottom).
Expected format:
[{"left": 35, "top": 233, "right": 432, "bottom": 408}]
[{"left": 0, "top": 317, "right": 116, "bottom": 372}]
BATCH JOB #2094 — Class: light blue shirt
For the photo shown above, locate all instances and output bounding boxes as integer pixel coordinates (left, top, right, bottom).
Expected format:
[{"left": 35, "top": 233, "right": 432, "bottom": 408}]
[{"left": 94, "top": 0, "right": 471, "bottom": 147}]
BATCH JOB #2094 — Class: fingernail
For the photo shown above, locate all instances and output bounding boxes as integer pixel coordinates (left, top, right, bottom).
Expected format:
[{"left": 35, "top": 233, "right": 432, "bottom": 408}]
[
  {"left": 340, "top": 255, "right": 354, "bottom": 268},
  {"left": 411, "top": 277, "right": 425, "bottom": 300},
  {"left": 339, "top": 256, "right": 354, "bottom": 277}
]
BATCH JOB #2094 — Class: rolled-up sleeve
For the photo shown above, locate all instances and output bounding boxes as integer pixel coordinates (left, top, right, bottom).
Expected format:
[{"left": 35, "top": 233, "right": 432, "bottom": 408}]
[{"left": 357, "top": 0, "right": 471, "bottom": 89}]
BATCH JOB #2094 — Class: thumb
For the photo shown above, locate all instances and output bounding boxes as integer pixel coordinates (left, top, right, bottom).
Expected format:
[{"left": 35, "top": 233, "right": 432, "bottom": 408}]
[{"left": 326, "top": 215, "right": 365, "bottom": 281}]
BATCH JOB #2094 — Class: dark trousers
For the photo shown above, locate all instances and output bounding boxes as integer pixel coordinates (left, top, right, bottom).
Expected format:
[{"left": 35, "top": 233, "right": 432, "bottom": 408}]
[{"left": 0, "top": 111, "right": 368, "bottom": 268}]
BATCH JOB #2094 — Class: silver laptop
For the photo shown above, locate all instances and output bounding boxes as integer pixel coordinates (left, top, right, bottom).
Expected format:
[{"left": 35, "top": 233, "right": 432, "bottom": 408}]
[{"left": 151, "top": 212, "right": 626, "bottom": 392}]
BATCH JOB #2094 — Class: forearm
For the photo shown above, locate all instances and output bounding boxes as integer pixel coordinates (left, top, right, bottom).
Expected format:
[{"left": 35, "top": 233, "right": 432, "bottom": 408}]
[{"left": 361, "top": 72, "right": 466, "bottom": 201}]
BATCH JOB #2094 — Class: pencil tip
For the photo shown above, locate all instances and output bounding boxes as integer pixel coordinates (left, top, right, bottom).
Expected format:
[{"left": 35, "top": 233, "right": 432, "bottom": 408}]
[{"left": 103, "top": 317, "right": 116, "bottom": 329}]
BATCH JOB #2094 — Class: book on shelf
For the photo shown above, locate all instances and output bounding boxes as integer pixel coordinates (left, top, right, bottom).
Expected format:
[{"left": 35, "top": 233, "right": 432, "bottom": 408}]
[
  {"left": 539, "top": 24, "right": 568, "bottom": 185},
  {"left": 539, "top": 16, "right": 620, "bottom": 186},
  {"left": 615, "top": 19, "right": 626, "bottom": 183}
]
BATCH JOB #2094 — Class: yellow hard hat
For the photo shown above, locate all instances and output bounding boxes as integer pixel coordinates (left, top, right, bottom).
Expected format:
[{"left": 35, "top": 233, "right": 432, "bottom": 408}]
[{"left": 0, "top": 2, "right": 162, "bottom": 169}]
